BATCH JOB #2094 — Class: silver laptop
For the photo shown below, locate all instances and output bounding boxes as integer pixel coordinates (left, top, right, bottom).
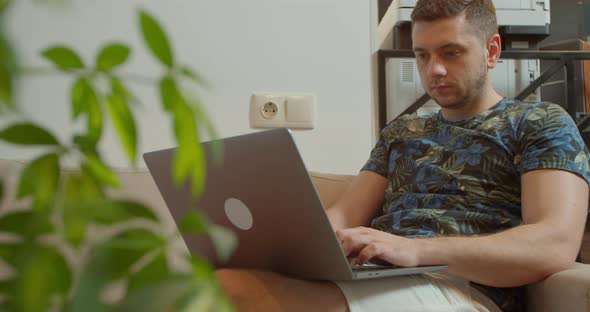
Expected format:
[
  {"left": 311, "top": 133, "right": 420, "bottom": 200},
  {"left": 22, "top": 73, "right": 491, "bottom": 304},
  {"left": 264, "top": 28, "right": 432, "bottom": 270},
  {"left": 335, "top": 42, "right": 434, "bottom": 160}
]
[{"left": 143, "top": 128, "right": 447, "bottom": 280}]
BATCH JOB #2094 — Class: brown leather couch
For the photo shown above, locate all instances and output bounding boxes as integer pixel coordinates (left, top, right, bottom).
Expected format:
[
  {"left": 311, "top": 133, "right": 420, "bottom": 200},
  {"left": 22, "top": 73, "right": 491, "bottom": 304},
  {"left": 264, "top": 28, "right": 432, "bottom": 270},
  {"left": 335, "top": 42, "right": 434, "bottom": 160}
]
[{"left": 1, "top": 159, "right": 588, "bottom": 311}]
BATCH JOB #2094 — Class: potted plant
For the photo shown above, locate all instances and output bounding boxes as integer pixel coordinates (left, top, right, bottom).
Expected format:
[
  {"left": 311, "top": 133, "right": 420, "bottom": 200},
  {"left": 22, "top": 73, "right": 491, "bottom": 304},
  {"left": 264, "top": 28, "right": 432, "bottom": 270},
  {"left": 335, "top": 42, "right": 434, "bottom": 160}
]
[{"left": 0, "top": 1, "right": 235, "bottom": 311}]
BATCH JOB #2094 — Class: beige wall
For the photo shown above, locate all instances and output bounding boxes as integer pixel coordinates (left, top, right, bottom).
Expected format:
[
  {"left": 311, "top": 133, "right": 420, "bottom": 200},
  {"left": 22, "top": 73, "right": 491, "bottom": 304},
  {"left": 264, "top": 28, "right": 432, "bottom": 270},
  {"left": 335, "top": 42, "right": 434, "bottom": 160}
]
[{"left": 1, "top": 0, "right": 376, "bottom": 175}]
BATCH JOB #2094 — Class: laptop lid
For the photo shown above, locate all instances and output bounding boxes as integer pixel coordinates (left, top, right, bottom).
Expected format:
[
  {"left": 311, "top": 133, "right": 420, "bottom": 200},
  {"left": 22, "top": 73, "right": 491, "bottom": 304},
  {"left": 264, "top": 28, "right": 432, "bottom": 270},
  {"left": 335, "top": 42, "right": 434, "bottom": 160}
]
[{"left": 143, "top": 128, "right": 354, "bottom": 280}]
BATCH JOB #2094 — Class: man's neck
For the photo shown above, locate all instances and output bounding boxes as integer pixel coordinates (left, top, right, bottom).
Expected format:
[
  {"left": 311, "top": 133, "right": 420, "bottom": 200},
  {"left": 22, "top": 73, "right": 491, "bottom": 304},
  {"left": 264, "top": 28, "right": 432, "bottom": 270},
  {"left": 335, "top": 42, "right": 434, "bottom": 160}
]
[{"left": 440, "top": 88, "right": 503, "bottom": 121}]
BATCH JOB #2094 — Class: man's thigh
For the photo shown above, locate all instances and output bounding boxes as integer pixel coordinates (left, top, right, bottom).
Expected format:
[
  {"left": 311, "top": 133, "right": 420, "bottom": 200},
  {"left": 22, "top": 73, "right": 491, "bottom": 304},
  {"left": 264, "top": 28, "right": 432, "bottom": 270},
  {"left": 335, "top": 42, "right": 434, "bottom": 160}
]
[
  {"left": 215, "top": 270, "right": 500, "bottom": 312},
  {"left": 215, "top": 269, "right": 349, "bottom": 312},
  {"left": 335, "top": 272, "right": 501, "bottom": 312}
]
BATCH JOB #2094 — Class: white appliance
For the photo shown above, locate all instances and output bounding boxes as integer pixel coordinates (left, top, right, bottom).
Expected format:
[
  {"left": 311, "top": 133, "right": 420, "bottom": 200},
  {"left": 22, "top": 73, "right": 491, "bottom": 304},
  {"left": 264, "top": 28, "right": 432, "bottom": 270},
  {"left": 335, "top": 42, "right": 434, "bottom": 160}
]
[
  {"left": 377, "top": 0, "right": 550, "bottom": 50},
  {"left": 386, "top": 58, "right": 541, "bottom": 120}
]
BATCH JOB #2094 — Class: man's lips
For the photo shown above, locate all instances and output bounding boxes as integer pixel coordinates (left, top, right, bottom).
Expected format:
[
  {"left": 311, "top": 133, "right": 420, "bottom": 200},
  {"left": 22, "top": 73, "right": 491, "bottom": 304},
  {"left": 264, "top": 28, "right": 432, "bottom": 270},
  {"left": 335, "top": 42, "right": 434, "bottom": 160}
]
[{"left": 431, "top": 84, "right": 452, "bottom": 92}]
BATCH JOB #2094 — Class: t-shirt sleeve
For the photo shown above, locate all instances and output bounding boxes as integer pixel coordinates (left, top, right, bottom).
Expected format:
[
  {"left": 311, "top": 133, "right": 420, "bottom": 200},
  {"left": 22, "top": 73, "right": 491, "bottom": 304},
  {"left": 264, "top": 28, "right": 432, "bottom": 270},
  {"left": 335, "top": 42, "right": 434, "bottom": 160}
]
[
  {"left": 361, "top": 129, "right": 389, "bottom": 177},
  {"left": 517, "top": 103, "right": 590, "bottom": 186}
]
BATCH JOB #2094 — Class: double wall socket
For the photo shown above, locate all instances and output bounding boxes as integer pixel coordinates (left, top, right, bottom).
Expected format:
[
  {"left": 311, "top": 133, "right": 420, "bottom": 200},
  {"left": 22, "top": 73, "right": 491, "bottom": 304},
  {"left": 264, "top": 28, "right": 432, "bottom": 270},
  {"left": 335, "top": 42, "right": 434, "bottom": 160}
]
[{"left": 249, "top": 93, "right": 316, "bottom": 129}]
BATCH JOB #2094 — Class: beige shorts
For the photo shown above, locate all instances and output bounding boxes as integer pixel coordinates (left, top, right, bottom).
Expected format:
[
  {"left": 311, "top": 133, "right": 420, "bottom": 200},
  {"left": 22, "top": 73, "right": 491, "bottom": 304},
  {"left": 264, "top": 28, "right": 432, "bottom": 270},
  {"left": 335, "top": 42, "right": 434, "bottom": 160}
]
[{"left": 335, "top": 272, "right": 502, "bottom": 312}]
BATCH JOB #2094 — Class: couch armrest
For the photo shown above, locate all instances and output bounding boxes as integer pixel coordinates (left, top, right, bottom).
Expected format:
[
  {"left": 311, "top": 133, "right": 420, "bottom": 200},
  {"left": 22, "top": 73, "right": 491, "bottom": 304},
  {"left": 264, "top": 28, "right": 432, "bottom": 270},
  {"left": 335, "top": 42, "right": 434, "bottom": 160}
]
[
  {"left": 309, "top": 172, "right": 355, "bottom": 209},
  {"left": 526, "top": 262, "right": 590, "bottom": 312}
]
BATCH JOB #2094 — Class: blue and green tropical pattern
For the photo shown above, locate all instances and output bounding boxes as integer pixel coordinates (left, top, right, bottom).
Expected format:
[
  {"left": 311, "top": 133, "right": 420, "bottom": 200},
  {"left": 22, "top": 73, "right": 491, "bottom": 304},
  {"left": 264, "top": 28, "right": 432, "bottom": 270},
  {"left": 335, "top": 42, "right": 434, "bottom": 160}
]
[{"left": 362, "top": 98, "right": 590, "bottom": 312}]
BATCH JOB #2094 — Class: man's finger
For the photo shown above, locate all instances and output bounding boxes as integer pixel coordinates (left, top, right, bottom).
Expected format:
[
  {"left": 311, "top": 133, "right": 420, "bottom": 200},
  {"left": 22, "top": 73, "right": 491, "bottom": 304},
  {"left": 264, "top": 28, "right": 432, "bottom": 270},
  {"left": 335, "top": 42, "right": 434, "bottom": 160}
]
[
  {"left": 357, "top": 243, "right": 381, "bottom": 264},
  {"left": 341, "top": 234, "right": 371, "bottom": 256}
]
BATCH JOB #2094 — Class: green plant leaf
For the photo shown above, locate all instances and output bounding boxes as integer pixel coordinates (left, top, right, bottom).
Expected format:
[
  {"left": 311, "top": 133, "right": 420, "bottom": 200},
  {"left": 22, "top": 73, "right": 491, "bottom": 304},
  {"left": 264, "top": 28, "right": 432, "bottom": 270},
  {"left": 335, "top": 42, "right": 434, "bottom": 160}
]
[
  {"left": 172, "top": 145, "right": 191, "bottom": 188},
  {"left": 107, "top": 93, "right": 137, "bottom": 164},
  {"left": 107, "top": 228, "right": 166, "bottom": 253},
  {"left": 189, "top": 256, "right": 215, "bottom": 281},
  {"left": 178, "top": 283, "right": 235, "bottom": 312},
  {"left": 0, "top": 123, "right": 60, "bottom": 146},
  {"left": 63, "top": 244, "right": 112, "bottom": 312},
  {"left": 139, "top": 10, "right": 174, "bottom": 67},
  {"left": 92, "top": 200, "right": 159, "bottom": 224},
  {"left": 0, "top": 0, "right": 12, "bottom": 13},
  {"left": 100, "top": 228, "right": 166, "bottom": 280},
  {"left": 110, "top": 77, "right": 135, "bottom": 102},
  {"left": 126, "top": 251, "right": 170, "bottom": 293},
  {"left": 14, "top": 245, "right": 71, "bottom": 312},
  {"left": 209, "top": 225, "right": 236, "bottom": 263},
  {"left": 0, "top": 66, "right": 11, "bottom": 111},
  {"left": 178, "top": 210, "right": 208, "bottom": 234},
  {"left": 70, "top": 77, "right": 96, "bottom": 119},
  {"left": 87, "top": 92, "right": 103, "bottom": 144},
  {"left": 73, "top": 134, "right": 98, "bottom": 156},
  {"left": 159, "top": 75, "right": 178, "bottom": 112},
  {"left": 62, "top": 172, "right": 105, "bottom": 247},
  {"left": 41, "top": 45, "right": 84, "bottom": 70},
  {"left": 179, "top": 259, "right": 233, "bottom": 312},
  {"left": 189, "top": 96, "right": 223, "bottom": 165},
  {"left": 16, "top": 153, "right": 60, "bottom": 212},
  {"left": 96, "top": 43, "right": 131, "bottom": 71},
  {"left": 84, "top": 154, "right": 119, "bottom": 188},
  {"left": 0, "top": 241, "right": 20, "bottom": 266},
  {"left": 0, "top": 279, "right": 16, "bottom": 308},
  {"left": 179, "top": 66, "right": 209, "bottom": 87},
  {"left": 0, "top": 30, "right": 17, "bottom": 110},
  {"left": 0, "top": 278, "right": 13, "bottom": 291},
  {"left": 70, "top": 233, "right": 169, "bottom": 311},
  {"left": 71, "top": 78, "right": 88, "bottom": 119},
  {"left": 179, "top": 285, "right": 218, "bottom": 312},
  {"left": 117, "top": 276, "right": 196, "bottom": 312},
  {"left": 62, "top": 175, "right": 91, "bottom": 247},
  {"left": 0, "top": 211, "right": 53, "bottom": 243},
  {"left": 172, "top": 97, "right": 206, "bottom": 197},
  {"left": 62, "top": 173, "right": 103, "bottom": 247}
]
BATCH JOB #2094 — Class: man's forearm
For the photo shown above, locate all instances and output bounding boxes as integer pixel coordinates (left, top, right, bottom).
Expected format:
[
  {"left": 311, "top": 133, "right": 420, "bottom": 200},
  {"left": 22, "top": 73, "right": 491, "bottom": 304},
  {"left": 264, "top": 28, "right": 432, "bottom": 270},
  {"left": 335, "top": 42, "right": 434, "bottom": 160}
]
[
  {"left": 416, "top": 223, "right": 582, "bottom": 287},
  {"left": 326, "top": 207, "right": 348, "bottom": 231}
]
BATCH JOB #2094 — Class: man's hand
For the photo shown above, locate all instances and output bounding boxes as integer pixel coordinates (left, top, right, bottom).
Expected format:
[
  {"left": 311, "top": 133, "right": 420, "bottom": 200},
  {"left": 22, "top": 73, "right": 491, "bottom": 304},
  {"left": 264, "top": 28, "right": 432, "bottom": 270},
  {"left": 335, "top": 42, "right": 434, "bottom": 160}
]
[{"left": 335, "top": 227, "right": 422, "bottom": 267}]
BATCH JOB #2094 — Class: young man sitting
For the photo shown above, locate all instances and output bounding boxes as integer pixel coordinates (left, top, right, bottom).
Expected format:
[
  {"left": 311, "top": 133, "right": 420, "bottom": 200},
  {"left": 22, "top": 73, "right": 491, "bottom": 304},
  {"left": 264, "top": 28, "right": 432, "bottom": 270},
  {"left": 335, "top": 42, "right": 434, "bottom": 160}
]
[{"left": 216, "top": 1, "right": 590, "bottom": 311}]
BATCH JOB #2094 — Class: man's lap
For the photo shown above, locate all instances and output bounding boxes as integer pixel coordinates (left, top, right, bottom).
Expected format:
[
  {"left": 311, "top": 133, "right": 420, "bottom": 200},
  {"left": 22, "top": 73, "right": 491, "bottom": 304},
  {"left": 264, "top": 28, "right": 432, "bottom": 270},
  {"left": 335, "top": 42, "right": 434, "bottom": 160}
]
[
  {"left": 215, "top": 269, "right": 501, "bottom": 312},
  {"left": 334, "top": 272, "right": 502, "bottom": 312}
]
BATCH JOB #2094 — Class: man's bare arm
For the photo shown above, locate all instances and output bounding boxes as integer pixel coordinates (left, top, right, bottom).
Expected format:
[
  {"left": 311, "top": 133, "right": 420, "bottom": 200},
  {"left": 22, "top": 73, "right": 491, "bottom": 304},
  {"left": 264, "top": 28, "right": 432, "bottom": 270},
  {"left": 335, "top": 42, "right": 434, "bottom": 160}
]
[
  {"left": 338, "top": 169, "right": 588, "bottom": 288},
  {"left": 326, "top": 170, "right": 388, "bottom": 230}
]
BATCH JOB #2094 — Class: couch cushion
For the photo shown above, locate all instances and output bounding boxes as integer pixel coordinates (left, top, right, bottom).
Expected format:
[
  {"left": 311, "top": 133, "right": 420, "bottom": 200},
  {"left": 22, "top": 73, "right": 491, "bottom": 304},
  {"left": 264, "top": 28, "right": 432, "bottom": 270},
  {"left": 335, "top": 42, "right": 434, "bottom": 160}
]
[
  {"left": 0, "top": 159, "right": 176, "bottom": 231},
  {"left": 1, "top": 159, "right": 356, "bottom": 216},
  {"left": 309, "top": 172, "right": 354, "bottom": 209}
]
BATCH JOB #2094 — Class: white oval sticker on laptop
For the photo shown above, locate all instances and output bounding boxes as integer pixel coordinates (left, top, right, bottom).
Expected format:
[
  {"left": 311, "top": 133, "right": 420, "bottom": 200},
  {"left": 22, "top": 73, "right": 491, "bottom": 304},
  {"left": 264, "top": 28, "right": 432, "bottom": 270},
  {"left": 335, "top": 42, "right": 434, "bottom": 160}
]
[{"left": 224, "top": 198, "right": 254, "bottom": 230}]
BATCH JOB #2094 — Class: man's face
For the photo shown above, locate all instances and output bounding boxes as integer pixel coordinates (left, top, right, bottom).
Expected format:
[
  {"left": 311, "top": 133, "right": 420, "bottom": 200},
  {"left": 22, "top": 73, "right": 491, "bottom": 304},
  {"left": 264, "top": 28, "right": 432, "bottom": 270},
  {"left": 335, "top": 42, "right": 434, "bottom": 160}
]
[{"left": 412, "top": 15, "right": 489, "bottom": 109}]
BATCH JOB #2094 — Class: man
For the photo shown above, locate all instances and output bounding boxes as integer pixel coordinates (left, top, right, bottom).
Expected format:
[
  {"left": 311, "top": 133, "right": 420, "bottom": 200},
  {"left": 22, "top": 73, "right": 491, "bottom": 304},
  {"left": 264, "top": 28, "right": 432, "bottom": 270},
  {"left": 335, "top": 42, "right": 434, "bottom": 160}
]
[{"left": 216, "top": 1, "right": 590, "bottom": 311}]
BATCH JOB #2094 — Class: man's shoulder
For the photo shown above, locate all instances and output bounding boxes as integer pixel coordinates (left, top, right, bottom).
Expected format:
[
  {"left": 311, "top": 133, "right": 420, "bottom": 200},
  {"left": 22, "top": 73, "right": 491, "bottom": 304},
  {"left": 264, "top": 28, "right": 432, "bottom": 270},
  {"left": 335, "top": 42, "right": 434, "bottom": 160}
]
[
  {"left": 488, "top": 99, "right": 570, "bottom": 129},
  {"left": 495, "top": 99, "right": 566, "bottom": 117}
]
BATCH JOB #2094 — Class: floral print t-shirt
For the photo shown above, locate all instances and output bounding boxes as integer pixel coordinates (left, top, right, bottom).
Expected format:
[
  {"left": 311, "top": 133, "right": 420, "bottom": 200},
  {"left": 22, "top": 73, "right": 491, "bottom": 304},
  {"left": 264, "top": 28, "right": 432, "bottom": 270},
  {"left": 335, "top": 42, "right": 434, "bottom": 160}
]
[{"left": 362, "top": 98, "right": 590, "bottom": 312}]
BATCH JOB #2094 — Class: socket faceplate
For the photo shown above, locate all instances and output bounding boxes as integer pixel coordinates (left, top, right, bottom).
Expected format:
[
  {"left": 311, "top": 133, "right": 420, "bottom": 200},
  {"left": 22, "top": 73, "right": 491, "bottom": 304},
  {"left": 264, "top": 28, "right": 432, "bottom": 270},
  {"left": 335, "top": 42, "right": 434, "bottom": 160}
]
[{"left": 250, "top": 93, "right": 315, "bottom": 129}]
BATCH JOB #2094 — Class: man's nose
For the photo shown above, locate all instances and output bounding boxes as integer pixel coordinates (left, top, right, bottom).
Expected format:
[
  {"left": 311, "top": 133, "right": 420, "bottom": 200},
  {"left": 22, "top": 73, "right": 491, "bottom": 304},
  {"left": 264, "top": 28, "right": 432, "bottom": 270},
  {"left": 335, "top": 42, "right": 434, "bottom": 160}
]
[{"left": 427, "top": 56, "right": 447, "bottom": 78}]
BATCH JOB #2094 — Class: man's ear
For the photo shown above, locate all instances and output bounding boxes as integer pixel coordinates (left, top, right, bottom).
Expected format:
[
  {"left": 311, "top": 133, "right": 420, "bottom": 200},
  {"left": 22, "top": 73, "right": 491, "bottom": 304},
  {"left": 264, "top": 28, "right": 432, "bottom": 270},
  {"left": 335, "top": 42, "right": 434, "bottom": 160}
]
[{"left": 486, "top": 33, "right": 502, "bottom": 69}]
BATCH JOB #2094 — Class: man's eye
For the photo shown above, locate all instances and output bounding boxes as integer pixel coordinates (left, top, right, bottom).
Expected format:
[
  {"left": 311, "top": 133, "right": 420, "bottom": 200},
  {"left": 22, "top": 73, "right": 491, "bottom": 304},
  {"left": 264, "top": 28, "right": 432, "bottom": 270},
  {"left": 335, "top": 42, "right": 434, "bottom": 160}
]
[{"left": 445, "top": 50, "right": 461, "bottom": 57}]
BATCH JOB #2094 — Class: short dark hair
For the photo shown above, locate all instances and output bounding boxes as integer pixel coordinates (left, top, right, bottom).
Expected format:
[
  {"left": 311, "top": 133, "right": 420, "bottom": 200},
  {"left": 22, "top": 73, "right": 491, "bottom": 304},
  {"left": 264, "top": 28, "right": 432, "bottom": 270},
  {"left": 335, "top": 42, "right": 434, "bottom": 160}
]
[{"left": 411, "top": 0, "right": 498, "bottom": 41}]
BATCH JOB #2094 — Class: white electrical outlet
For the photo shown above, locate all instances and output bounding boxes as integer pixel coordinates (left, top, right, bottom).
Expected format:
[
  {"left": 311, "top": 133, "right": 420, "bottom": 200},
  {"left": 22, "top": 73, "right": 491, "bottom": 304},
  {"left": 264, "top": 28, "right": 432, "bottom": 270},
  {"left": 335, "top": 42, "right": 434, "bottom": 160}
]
[
  {"left": 250, "top": 93, "right": 316, "bottom": 129},
  {"left": 261, "top": 101, "right": 279, "bottom": 119}
]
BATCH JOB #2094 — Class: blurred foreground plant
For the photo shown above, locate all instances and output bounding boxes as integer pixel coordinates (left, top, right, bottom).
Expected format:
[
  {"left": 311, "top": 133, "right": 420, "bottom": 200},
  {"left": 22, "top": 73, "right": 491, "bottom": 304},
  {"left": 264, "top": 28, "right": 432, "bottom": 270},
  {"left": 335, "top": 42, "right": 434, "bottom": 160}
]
[{"left": 0, "top": 3, "right": 234, "bottom": 311}]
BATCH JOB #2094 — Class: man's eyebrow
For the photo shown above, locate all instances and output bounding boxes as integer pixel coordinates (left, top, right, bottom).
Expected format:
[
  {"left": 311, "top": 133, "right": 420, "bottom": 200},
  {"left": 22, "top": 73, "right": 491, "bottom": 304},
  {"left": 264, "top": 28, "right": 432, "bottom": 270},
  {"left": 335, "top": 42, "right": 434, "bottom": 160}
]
[
  {"left": 439, "top": 43, "right": 467, "bottom": 50},
  {"left": 413, "top": 43, "right": 467, "bottom": 52}
]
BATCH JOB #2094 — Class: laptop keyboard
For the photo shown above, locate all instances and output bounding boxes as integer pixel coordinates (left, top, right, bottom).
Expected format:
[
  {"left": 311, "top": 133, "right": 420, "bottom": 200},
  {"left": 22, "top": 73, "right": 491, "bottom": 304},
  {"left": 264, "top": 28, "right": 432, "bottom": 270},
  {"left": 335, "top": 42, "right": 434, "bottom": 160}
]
[{"left": 351, "top": 263, "right": 398, "bottom": 270}]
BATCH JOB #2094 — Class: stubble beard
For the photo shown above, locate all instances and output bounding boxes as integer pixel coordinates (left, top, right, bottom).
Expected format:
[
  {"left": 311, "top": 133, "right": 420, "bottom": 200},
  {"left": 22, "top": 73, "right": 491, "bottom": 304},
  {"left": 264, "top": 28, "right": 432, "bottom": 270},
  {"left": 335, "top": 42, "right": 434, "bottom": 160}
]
[{"left": 430, "top": 56, "right": 489, "bottom": 111}]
